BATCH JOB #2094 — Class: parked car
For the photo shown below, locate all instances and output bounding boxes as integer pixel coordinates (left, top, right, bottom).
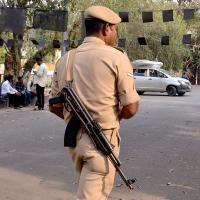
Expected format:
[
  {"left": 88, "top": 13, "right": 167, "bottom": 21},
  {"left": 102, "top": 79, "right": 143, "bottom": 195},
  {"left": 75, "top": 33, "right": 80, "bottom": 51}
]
[{"left": 132, "top": 60, "right": 192, "bottom": 96}]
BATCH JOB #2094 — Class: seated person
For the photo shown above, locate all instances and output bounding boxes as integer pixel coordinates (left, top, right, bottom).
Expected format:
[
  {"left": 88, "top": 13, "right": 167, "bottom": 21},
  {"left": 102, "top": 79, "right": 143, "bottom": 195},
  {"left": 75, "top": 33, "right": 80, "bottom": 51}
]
[
  {"left": 182, "top": 71, "right": 189, "bottom": 80},
  {"left": 1, "top": 75, "right": 20, "bottom": 108},
  {"left": 15, "top": 76, "right": 26, "bottom": 106}
]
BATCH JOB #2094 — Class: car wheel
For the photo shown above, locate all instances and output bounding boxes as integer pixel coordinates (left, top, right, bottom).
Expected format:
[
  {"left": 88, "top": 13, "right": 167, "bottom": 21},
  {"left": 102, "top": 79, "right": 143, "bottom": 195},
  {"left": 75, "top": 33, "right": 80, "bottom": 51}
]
[
  {"left": 177, "top": 92, "right": 185, "bottom": 96},
  {"left": 167, "top": 86, "right": 177, "bottom": 96},
  {"left": 138, "top": 91, "right": 144, "bottom": 95}
]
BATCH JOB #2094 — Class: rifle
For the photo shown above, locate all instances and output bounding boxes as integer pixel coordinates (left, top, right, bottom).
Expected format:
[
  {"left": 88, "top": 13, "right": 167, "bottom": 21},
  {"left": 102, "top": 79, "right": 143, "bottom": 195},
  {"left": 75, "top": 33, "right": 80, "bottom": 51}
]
[{"left": 49, "top": 82, "right": 136, "bottom": 190}]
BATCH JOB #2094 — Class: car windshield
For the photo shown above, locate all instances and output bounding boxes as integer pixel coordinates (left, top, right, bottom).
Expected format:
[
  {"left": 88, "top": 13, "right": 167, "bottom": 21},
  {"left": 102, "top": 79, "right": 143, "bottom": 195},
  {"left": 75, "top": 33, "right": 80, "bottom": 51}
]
[{"left": 159, "top": 69, "right": 175, "bottom": 77}]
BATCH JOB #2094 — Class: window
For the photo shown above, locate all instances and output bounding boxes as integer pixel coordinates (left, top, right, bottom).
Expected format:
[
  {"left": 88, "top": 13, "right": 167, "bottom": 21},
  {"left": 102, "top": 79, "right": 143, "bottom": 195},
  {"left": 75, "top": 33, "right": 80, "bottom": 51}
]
[
  {"left": 149, "top": 69, "right": 158, "bottom": 77},
  {"left": 134, "top": 69, "right": 147, "bottom": 76},
  {"left": 149, "top": 69, "right": 167, "bottom": 78},
  {"left": 157, "top": 71, "right": 167, "bottom": 78}
]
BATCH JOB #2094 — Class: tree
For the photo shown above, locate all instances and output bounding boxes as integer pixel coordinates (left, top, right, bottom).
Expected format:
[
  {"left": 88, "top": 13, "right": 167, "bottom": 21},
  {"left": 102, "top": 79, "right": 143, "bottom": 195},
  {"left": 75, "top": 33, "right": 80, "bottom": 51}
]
[
  {"left": 103, "top": 0, "right": 190, "bottom": 70},
  {"left": 0, "top": 0, "right": 67, "bottom": 78},
  {"left": 175, "top": 0, "right": 200, "bottom": 83},
  {"left": 0, "top": 0, "right": 197, "bottom": 78}
]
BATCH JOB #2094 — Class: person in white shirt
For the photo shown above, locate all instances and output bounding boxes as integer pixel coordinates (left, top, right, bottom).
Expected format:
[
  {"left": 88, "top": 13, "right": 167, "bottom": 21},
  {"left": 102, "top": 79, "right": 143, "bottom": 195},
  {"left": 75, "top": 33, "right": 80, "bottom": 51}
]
[
  {"left": 1, "top": 75, "right": 20, "bottom": 108},
  {"left": 34, "top": 57, "right": 48, "bottom": 110}
]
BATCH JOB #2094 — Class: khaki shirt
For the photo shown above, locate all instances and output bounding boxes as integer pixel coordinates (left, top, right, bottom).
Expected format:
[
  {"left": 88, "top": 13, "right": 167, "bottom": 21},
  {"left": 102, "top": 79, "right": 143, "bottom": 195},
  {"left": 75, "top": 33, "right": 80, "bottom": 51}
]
[{"left": 50, "top": 36, "right": 140, "bottom": 129}]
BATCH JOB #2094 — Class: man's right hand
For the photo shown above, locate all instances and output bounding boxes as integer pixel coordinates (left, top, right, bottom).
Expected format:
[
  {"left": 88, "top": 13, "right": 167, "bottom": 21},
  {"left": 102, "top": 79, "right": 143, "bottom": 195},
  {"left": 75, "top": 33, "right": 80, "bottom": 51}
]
[
  {"left": 119, "top": 101, "right": 139, "bottom": 120},
  {"left": 49, "top": 105, "right": 64, "bottom": 119}
]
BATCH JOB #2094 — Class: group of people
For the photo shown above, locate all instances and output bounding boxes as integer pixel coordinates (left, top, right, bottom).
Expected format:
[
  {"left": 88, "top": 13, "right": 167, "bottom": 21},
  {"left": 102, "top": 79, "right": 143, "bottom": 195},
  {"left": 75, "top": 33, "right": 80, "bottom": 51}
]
[{"left": 1, "top": 57, "right": 48, "bottom": 110}]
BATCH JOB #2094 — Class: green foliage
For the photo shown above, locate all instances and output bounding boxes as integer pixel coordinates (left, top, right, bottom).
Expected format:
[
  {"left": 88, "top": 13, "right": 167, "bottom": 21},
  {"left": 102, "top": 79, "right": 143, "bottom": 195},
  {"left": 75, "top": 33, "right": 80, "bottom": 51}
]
[
  {"left": 0, "top": 48, "right": 6, "bottom": 63},
  {"left": 89, "top": 0, "right": 191, "bottom": 70},
  {"left": 0, "top": 0, "right": 198, "bottom": 73},
  {"left": 65, "top": 0, "right": 190, "bottom": 70}
]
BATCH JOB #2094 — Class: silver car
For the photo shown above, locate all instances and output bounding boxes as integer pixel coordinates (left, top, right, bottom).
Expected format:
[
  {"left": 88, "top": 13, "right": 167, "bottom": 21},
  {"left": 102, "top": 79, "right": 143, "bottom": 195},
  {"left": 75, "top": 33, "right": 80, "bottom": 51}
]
[{"left": 132, "top": 60, "right": 192, "bottom": 96}]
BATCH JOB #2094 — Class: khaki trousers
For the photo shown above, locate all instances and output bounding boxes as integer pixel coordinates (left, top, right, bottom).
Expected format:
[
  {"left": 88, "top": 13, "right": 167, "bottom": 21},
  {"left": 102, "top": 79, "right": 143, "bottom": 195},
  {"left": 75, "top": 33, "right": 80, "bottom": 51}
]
[{"left": 68, "top": 128, "right": 120, "bottom": 200}]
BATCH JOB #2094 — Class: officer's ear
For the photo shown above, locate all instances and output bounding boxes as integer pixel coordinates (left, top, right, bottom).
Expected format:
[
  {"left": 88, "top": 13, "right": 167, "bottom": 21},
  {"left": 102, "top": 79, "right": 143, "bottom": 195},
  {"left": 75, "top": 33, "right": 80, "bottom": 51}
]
[{"left": 102, "top": 23, "right": 110, "bottom": 37}]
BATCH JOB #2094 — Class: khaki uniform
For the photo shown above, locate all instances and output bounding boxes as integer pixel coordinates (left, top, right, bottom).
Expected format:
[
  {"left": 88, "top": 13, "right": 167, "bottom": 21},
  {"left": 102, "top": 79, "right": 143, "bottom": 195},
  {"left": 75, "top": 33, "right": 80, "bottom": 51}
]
[
  {"left": 73, "top": 37, "right": 140, "bottom": 129},
  {"left": 51, "top": 37, "right": 140, "bottom": 200},
  {"left": 50, "top": 5, "right": 140, "bottom": 200}
]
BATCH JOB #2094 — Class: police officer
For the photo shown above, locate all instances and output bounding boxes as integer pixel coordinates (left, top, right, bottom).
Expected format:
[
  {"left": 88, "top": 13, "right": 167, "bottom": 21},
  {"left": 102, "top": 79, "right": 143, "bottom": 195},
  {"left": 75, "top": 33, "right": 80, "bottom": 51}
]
[{"left": 49, "top": 5, "right": 140, "bottom": 200}]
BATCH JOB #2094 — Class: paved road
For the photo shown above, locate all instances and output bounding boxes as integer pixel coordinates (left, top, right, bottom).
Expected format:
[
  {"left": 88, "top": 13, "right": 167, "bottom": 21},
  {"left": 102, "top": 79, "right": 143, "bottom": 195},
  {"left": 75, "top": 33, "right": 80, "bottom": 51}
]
[{"left": 0, "top": 87, "right": 199, "bottom": 200}]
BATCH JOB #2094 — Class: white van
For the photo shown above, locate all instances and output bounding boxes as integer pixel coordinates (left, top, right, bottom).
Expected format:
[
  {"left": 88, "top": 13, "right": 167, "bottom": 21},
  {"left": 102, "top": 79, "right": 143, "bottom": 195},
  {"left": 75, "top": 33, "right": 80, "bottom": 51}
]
[{"left": 132, "top": 60, "right": 192, "bottom": 96}]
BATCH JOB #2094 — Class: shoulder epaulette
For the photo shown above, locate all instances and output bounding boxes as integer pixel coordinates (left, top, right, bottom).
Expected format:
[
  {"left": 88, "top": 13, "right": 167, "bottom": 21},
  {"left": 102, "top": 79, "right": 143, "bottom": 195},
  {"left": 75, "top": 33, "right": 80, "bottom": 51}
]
[{"left": 114, "top": 46, "right": 126, "bottom": 54}]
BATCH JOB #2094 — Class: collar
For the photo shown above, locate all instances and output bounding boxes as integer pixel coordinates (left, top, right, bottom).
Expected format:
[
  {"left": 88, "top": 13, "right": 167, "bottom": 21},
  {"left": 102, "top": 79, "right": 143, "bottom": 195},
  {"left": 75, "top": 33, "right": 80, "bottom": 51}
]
[
  {"left": 83, "top": 36, "right": 105, "bottom": 45},
  {"left": 5, "top": 80, "right": 11, "bottom": 85}
]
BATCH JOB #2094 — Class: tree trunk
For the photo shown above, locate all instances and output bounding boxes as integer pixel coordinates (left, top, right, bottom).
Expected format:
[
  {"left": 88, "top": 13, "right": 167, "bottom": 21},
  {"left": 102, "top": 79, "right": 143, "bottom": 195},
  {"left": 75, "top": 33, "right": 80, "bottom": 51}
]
[
  {"left": 13, "top": 33, "right": 22, "bottom": 78},
  {"left": 4, "top": 34, "right": 23, "bottom": 80},
  {"left": 4, "top": 53, "right": 14, "bottom": 76}
]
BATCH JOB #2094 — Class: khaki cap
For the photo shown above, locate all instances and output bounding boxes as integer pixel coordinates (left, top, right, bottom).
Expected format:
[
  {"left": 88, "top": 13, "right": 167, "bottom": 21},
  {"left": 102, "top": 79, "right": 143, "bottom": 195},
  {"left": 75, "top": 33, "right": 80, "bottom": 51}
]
[{"left": 84, "top": 6, "right": 121, "bottom": 24}]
